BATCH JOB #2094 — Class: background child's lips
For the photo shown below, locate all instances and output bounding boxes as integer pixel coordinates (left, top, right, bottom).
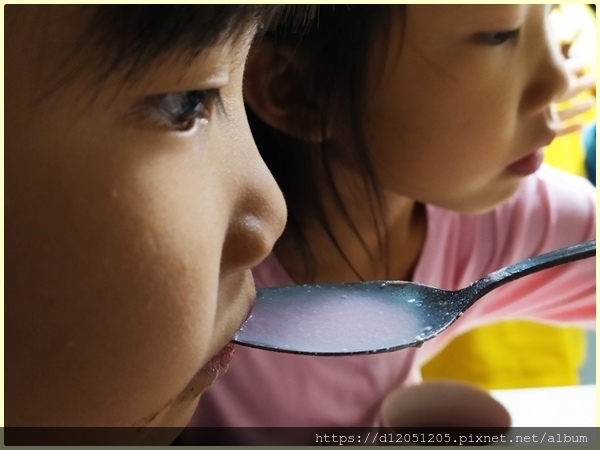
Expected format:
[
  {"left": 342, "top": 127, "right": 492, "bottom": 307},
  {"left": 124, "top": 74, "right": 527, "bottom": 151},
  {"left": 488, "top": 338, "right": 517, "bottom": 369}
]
[
  {"left": 506, "top": 148, "right": 544, "bottom": 176},
  {"left": 507, "top": 128, "right": 556, "bottom": 176}
]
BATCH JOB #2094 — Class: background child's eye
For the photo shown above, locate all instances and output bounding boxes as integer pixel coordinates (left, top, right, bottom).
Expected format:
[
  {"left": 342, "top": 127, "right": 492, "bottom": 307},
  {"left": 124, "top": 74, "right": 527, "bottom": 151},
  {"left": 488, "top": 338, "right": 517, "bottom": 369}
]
[
  {"left": 475, "top": 29, "right": 520, "bottom": 46},
  {"left": 149, "top": 89, "right": 223, "bottom": 131}
]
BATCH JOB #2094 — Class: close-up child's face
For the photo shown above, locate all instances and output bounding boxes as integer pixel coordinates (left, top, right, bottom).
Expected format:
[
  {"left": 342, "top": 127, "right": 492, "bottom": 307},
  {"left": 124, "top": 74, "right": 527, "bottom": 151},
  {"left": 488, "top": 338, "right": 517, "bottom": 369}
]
[
  {"left": 5, "top": 5, "right": 286, "bottom": 431},
  {"left": 361, "top": 4, "right": 569, "bottom": 212}
]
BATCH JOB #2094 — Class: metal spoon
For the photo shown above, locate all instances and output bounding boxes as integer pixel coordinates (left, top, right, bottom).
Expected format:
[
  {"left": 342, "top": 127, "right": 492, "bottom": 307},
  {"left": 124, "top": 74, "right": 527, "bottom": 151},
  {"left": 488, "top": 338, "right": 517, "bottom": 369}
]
[{"left": 233, "top": 239, "right": 595, "bottom": 355}]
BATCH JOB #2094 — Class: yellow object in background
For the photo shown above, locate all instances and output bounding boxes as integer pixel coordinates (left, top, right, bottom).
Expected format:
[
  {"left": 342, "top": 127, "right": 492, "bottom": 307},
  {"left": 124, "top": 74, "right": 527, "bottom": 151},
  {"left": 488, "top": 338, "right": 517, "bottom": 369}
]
[
  {"left": 421, "top": 322, "right": 585, "bottom": 389},
  {"left": 545, "top": 3, "right": 596, "bottom": 178},
  {"left": 422, "top": 4, "right": 595, "bottom": 390},
  {"left": 545, "top": 134, "right": 587, "bottom": 177}
]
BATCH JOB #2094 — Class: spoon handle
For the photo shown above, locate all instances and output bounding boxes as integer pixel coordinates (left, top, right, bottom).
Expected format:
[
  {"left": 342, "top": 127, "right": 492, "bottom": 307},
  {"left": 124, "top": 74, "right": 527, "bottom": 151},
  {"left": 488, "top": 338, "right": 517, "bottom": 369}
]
[{"left": 467, "top": 239, "right": 596, "bottom": 301}]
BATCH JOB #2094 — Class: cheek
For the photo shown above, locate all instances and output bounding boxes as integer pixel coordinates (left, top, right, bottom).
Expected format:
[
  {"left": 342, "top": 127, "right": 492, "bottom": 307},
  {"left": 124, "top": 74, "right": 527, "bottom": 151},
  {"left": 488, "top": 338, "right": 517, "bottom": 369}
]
[
  {"left": 79, "top": 155, "right": 231, "bottom": 422},
  {"left": 6, "top": 126, "right": 228, "bottom": 426},
  {"left": 373, "top": 41, "right": 519, "bottom": 156},
  {"left": 367, "top": 64, "right": 517, "bottom": 198}
]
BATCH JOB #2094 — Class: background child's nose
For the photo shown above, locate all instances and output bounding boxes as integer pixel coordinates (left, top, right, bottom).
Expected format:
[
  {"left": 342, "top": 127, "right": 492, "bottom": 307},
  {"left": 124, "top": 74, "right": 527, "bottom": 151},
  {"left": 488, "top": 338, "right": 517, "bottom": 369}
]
[
  {"left": 548, "top": 48, "right": 573, "bottom": 103},
  {"left": 541, "top": 39, "right": 571, "bottom": 106},
  {"left": 522, "top": 38, "right": 571, "bottom": 115}
]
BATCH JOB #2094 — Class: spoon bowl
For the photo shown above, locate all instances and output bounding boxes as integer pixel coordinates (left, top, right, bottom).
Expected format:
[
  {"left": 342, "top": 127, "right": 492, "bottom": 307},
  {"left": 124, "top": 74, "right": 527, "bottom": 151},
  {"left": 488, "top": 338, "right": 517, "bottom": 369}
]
[{"left": 233, "top": 240, "right": 595, "bottom": 355}]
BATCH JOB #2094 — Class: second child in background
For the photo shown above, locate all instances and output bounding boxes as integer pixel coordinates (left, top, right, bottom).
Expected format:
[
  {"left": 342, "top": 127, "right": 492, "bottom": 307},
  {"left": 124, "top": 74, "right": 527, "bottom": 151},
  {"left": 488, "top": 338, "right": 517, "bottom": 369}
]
[
  {"left": 181, "top": 5, "right": 596, "bottom": 443},
  {"left": 422, "top": 3, "right": 596, "bottom": 389}
]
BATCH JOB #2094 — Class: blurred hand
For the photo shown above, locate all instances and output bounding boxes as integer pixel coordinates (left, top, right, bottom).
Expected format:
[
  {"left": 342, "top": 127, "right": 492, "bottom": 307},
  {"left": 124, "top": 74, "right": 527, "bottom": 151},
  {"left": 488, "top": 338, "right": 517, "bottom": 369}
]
[
  {"left": 380, "top": 381, "right": 511, "bottom": 429},
  {"left": 554, "top": 57, "right": 596, "bottom": 137}
]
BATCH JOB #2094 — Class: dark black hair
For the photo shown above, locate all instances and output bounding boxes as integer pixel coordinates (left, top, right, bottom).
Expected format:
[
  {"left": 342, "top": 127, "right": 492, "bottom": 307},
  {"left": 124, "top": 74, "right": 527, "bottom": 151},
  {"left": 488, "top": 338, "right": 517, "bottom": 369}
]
[
  {"left": 248, "top": 5, "right": 402, "bottom": 281},
  {"left": 34, "top": 5, "right": 315, "bottom": 100},
  {"left": 88, "top": 5, "right": 315, "bottom": 81}
]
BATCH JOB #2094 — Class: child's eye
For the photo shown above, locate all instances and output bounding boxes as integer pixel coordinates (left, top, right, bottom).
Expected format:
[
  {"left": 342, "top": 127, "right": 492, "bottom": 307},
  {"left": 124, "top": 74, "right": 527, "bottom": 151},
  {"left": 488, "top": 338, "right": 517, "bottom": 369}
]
[
  {"left": 475, "top": 29, "right": 520, "bottom": 46},
  {"left": 147, "top": 89, "right": 224, "bottom": 131}
]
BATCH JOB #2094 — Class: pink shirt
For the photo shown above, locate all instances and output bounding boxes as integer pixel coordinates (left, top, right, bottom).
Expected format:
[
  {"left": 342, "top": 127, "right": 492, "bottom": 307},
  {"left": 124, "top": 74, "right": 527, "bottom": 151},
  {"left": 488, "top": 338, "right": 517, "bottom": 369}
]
[{"left": 187, "top": 166, "right": 595, "bottom": 440}]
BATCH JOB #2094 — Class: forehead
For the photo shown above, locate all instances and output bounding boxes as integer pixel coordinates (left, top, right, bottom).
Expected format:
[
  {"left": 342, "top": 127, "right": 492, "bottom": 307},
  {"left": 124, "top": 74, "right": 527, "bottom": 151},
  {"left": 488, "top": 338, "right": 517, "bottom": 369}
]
[{"left": 407, "top": 4, "right": 527, "bottom": 22}]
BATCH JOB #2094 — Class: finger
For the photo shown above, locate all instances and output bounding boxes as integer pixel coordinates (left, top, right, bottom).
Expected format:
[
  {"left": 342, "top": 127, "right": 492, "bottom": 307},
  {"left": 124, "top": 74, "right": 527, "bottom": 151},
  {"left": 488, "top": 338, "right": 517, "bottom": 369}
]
[
  {"left": 556, "top": 98, "right": 596, "bottom": 121},
  {"left": 563, "top": 57, "right": 589, "bottom": 76},
  {"left": 557, "top": 75, "right": 597, "bottom": 102},
  {"left": 556, "top": 122, "right": 584, "bottom": 137},
  {"left": 571, "top": 74, "right": 596, "bottom": 94}
]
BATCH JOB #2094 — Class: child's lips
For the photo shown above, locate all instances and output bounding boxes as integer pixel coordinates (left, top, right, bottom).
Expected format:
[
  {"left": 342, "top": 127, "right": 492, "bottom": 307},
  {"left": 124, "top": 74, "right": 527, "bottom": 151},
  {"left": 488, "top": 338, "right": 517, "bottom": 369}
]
[
  {"left": 177, "top": 281, "right": 255, "bottom": 403},
  {"left": 507, "top": 129, "right": 555, "bottom": 176},
  {"left": 506, "top": 148, "right": 544, "bottom": 176},
  {"left": 178, "top": 343, "right": 237, "bottom": 403},
  {"left": 203, "top": 342, "right": 237, "bottom": 374}
]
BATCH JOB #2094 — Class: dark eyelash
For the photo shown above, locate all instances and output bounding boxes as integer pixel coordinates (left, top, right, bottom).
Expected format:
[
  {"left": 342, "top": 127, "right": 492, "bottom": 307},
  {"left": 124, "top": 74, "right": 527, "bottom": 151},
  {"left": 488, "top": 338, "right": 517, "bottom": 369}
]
[
  {"left": 475, "top": 29, "right": 520, "bottom": 46},
  {"left": 148, "top": 89, "right": 225, "bottom": 131}
]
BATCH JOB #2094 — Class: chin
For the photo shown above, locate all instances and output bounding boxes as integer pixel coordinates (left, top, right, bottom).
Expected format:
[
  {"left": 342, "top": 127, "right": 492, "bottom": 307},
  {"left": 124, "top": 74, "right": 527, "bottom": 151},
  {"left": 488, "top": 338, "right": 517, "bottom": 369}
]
[
  {"left": 454, "top": 181, "right": 521, "bottom": 215},
  {"left": 4, "top": 401, "right": 200, "bottom": 446},
  {"left": 140, "top": 397, "right": 201, "bottom": 445}
]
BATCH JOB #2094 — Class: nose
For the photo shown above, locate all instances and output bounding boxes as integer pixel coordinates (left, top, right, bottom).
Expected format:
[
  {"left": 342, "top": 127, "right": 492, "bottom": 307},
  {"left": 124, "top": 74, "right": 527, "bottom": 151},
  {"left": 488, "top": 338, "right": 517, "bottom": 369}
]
[
  {"left": 220, "top": 133, "right": 287, "bottom": 275},
  {"left": 522, "top": 27, "right": 570, "bottom": 114}
]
